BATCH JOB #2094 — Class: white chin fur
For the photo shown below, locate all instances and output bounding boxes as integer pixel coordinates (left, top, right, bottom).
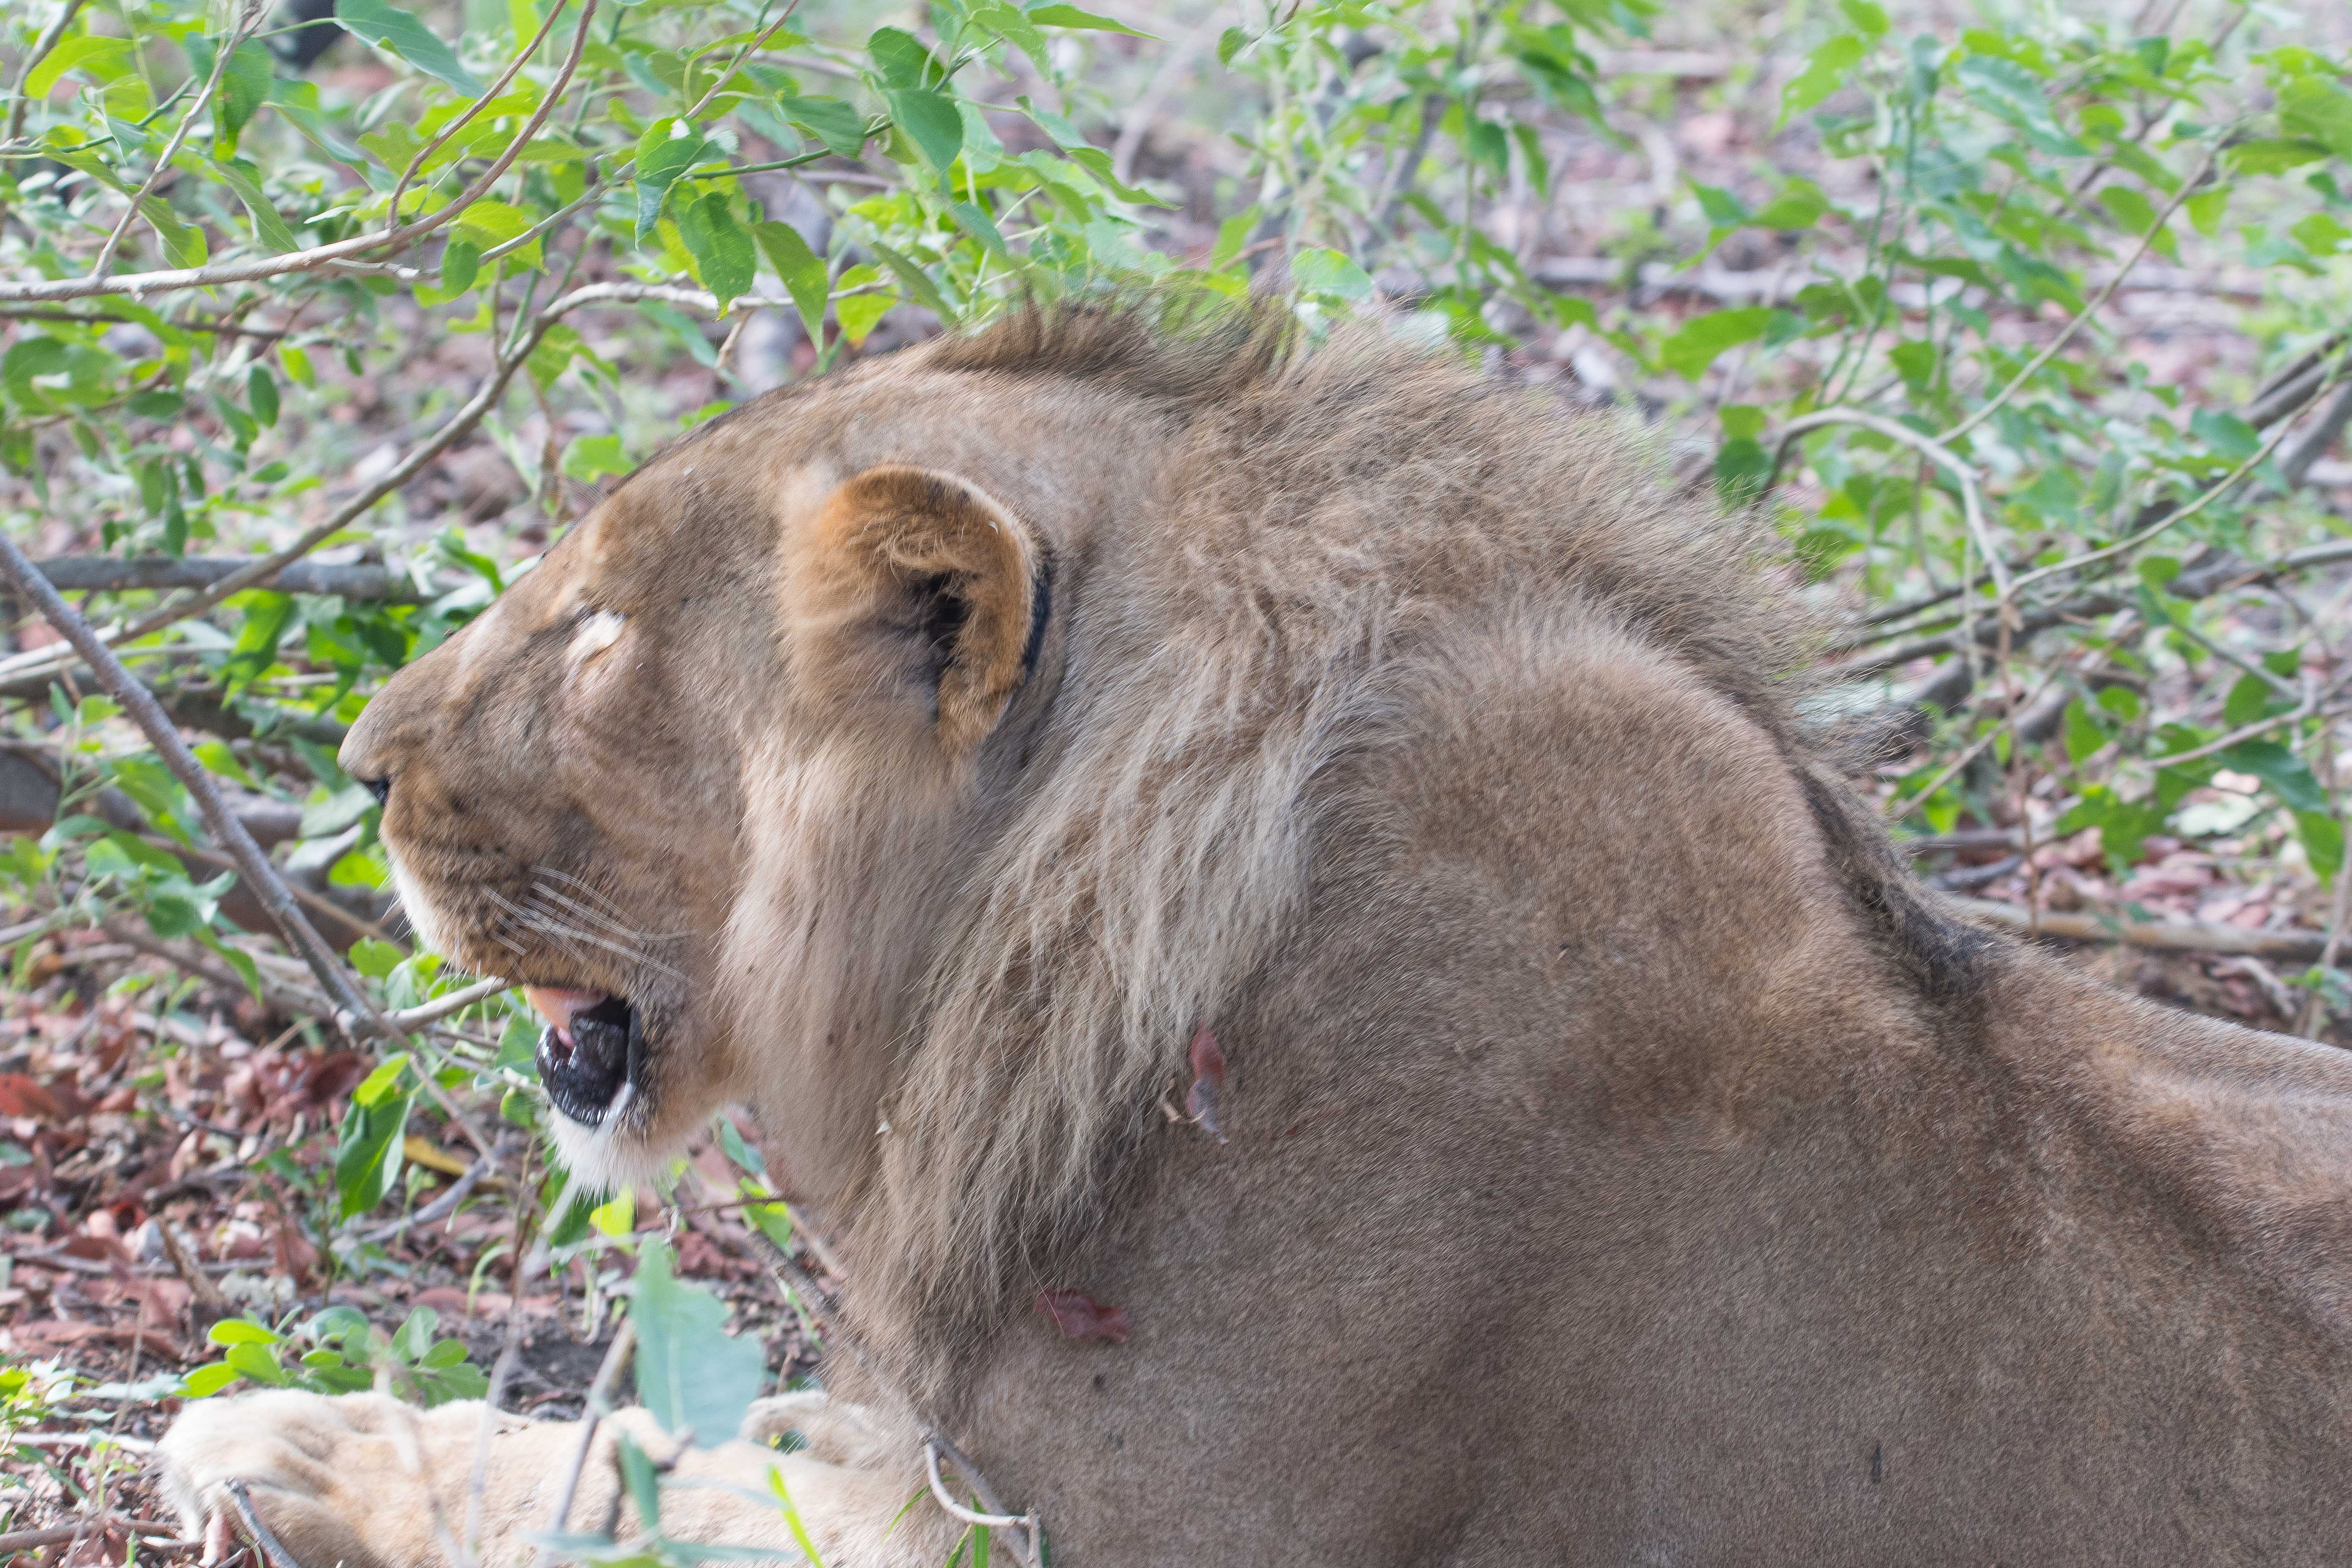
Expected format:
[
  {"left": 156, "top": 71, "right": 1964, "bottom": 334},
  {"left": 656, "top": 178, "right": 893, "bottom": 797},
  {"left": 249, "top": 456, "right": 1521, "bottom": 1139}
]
[
  {"left": 386, "top": 853, "right": 457, "bottom": 959},
  {"left": 546, "top": 1087, "right": 676, "bottom": 1195}
]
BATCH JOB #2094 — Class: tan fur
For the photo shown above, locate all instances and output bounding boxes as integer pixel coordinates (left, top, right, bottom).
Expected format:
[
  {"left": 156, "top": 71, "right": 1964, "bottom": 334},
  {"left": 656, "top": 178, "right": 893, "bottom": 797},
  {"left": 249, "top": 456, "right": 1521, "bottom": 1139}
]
[{"left": 159, "top": 301, "right": 2352, "bottom": 1564}]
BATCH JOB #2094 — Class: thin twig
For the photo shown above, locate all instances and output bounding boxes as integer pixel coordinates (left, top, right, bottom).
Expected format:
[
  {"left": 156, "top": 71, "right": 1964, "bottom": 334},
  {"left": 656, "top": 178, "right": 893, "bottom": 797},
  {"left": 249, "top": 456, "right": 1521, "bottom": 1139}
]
[
  {"left": 224, "top": 1480, "right": 302, "bottom": 1568},
  {"left": 385, "top": 976, "right": 514, "bottom": 1030},
  {"left": 537, "top": 1318, "right": 636, "bottom": 1562}
]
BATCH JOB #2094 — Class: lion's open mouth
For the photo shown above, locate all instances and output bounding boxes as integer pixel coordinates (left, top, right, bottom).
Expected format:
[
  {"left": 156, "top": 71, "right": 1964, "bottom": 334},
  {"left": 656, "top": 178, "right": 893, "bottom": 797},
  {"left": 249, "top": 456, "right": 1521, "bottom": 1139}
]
[{"left": 525, "top": 986, "right": 642, "bottom": 1127}]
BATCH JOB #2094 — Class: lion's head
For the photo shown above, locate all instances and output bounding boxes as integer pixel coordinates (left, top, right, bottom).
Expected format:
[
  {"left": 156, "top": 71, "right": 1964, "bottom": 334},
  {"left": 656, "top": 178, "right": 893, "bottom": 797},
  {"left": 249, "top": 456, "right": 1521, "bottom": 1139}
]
[{"left": 342, "top": 300, "right": 1812, "bottom": 1369}]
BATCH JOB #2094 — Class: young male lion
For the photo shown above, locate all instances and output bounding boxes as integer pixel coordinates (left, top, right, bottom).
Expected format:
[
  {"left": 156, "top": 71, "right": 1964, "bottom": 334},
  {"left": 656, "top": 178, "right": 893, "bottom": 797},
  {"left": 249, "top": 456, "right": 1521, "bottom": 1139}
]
[{"left": 159, "top": 302, "right": 2352, "bottom": 1563}]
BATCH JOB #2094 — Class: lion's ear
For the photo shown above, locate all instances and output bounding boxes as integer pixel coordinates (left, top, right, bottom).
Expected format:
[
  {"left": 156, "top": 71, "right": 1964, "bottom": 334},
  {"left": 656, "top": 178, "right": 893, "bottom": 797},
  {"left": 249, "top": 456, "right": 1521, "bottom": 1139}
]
[{"left": 789, "top": 465, "right": 1052, "bottom": 753}]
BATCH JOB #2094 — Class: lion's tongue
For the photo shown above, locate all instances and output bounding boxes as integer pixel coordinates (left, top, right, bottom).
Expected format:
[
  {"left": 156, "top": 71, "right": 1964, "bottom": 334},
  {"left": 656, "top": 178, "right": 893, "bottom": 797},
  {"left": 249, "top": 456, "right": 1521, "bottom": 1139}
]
[{"left": 524, "top": 986, "right": 610, "bottom": 1051}]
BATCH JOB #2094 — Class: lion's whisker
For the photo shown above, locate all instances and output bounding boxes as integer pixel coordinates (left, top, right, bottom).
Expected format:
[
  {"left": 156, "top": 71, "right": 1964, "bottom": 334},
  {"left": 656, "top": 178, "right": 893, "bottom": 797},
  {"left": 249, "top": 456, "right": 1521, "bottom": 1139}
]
[
  {"left": 524, "top": 879, "right": 690, "bottom": 943},
  {"left": 530, "top": 866, "right": 640, "bottom": 924},
  {"left": 486, "top": 888, "right": 684, "bottom": 980}
]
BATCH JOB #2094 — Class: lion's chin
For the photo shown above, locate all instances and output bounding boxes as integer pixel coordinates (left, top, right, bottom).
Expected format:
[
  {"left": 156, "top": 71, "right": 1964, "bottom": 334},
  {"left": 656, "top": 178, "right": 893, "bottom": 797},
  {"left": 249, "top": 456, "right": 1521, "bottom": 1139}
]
[{"left": 544, "top": 1083, "right": 679, "bottom": 1197}]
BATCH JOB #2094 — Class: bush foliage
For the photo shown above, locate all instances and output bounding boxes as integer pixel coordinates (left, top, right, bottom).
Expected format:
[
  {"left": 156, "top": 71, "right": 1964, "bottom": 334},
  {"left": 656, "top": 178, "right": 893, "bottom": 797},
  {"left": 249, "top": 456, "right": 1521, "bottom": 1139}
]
[{"left": 3, "top": 0, "right": 2352, "bottom": 1550}]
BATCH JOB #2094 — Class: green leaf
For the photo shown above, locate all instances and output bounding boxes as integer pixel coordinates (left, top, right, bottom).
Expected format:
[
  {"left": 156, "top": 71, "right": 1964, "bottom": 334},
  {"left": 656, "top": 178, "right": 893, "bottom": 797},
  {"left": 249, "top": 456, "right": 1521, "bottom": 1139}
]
[
  {"left": 2097, "top": 184, "right": 2156, "bottom": 236},
  {"left": 348, "top": 937, "right": 406, "bottom": 980},
  {"left": 1691, "top": 183, "right": 1749, "bottom": 227},
  {"left": 352, "top": 1052, "right": 411, "bottom": 1108},
  {"left": 452, "top": 199, "right": 534, "bottom": 250},
  {"left": 247, "top": 364, "right": 279, "bottom": 428},
  {"left": 1657, "top": 306, "right": 1773, "bottom": 380},
  {"left": 2063, "top": 699, "right": 2107, "bottom": 765},
  {"left": 2221, "top": 740, "right": 2328, "bottom": 814},
  {"left": 2298, "top": 810, "right": 2344, "bottom": 885},
  {"left": 140, "top": 200, "right": 208, "bottom": 269},
  {"left": 179, "top": 1362, "right": 243, "bottom": 1397},
  {"left": 441, "top": 239, "right": 481, "bottom": 295},
  {"left": 752, "top": 212, "right": 837, "bottom": 329},
  {"left": 221, "top": 591, "right": 297, "bottom": 695},
  {"left": 223, "top": 1342, "right": 290, "bottom": 1386},
  {"left": 212, "top": 159, "right": 299, "bottom": 255},
  {"left": 335, "top": 0, "right": 486, "bottom": 97},
  {"left": 1028, "top": 4, "right": 1154, "bottom": 35},
  {"left": 389, "top": 1305, "right": 438, "bottom": 1363},
  {"left": 191, "top": 740, "right": 259, "bottom": 789},
  {"left": 1748, "top": 178, "right": 1828, "bottom": 230},
  {"left": 26, "top": 36, "right": 135, "bottom": 99},
  {"left": 617, "top": 1432, "right": 664, "bottom": 1531},
  {"left": 1955, "top": 55, "right": 2086, "bottom": 156},
  {"left": 676, "top": 193, "right": 757, "bottom": 312},
  {"left": 1290, "top": 247, "right": 1372, "bottom": 301},
  {"left": 868, "top": 242, "right": 955, "bottom": 322},
  {"left": 2281, "top": 76, "right": 2352, "bottom": 161},
  {"left": 2225, "top": 675, "right": 2276, "bottom": 729},
  {"left": 1209, "top": 206, "right": 1260, "bottom": 271},
  {"left": 776, "top": 97, "right": 867, "bottom": 158},
  {"left": 1780, "top": 35, "right": 1865, "bottom": 122},
  {"left": 562, "top": 433, "right": 630, "bottom": 484},
  {"left": 2190, "top": 408, "right": 2259, "bottom": 463},
  {"left": 949, "top": 200, "right": 1010, "bottom": 259},
  {"left": 194, "top": 930, "right": 264, "bottom": 1002},
  {"left": 213, "top": 41, "right": 276, "bottom": 155},
  {"left": 208, "top": 1318, "right": 284, "bottom": 1346},
  {"left": 743, "top": 1195, "right": 793, "bottom": 1254},
  {"left": 334, "top": 1089, "right": 411, "bottom": 1218},
  {"left": 633, "top": 122, "right": 711, "bottom": 243},
  {"left": 590, "top": 1187, "right": 635, "bottom": 1237},
  {"left": 301, "top": 780, "right": 376, "bottom": 838},
  {"left": 1836, "top": 0, "right": 1888, "bottom": 34},
  {"left": 632, "top": 1241, "right": 765, "bottom": 1446},
  {"left": 768, "top": 1469, "right": 828, "bottom": 1567},
  {"left": 2224, "top": 138, "right": 2328, "bottom": 176},
  {"left": 716, "top": 1116, "right": 767, "bottom": 1179},
  {"left": 835, "top": 290, "right": 894, "bottom": 346},
  {"left": 868, "top": 27, "right": 940, "bottom": 88},
  {"left": 885, "top": 87, "right": 963, "bottom": 173}
]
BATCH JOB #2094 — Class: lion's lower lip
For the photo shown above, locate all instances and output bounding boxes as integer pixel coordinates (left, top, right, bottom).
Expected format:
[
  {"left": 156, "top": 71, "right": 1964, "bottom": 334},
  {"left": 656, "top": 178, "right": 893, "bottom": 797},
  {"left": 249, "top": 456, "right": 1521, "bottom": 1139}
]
[{"left": 536, "top": 994, "right": 639, "bottom": 1126}]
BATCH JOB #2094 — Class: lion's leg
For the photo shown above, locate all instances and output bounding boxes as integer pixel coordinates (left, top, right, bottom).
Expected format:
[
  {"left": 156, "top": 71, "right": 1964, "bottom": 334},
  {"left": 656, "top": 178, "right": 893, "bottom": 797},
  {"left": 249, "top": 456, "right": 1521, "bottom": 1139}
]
[{"left": 156, "top": 1389, "right": 955, "bottom": 1568}]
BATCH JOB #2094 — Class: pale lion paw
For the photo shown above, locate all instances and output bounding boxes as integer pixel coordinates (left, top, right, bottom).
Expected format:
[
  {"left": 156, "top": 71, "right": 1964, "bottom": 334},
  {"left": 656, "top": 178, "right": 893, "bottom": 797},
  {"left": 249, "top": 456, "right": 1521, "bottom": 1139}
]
[{"left": 156, "top": 1389, "right": 515, "bottom": 1568}]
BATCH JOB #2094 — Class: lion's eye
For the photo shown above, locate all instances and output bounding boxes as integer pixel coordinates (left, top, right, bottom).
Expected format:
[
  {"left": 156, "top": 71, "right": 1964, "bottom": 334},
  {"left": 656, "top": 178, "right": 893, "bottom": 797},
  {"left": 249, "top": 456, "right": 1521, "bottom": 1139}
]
[{"left": 570, "top": 609, "right": 627, "bottom": 664}]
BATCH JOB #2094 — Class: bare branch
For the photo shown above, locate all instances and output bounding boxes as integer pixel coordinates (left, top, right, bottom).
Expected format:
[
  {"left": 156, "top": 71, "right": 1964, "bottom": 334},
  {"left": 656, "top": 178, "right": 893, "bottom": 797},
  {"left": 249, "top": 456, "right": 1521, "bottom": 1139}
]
[{"left": 28, "top": 556, "right": 423, "bottom": 599}]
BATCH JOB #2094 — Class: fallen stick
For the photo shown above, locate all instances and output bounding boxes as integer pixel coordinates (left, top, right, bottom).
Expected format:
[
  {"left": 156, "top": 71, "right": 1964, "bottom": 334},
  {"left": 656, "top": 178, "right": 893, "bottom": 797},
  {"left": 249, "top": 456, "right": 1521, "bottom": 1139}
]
[{"left": 1949, "top": 896, "right": 2338, "bottom": 964}]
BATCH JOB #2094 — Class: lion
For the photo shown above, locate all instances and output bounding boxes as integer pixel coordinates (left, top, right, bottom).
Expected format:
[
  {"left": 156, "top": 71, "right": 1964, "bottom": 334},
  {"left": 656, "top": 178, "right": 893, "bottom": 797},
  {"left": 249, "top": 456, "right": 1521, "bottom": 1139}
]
[{"left": 157, "top": 300, "right": 2352, "bottom": 1564}]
